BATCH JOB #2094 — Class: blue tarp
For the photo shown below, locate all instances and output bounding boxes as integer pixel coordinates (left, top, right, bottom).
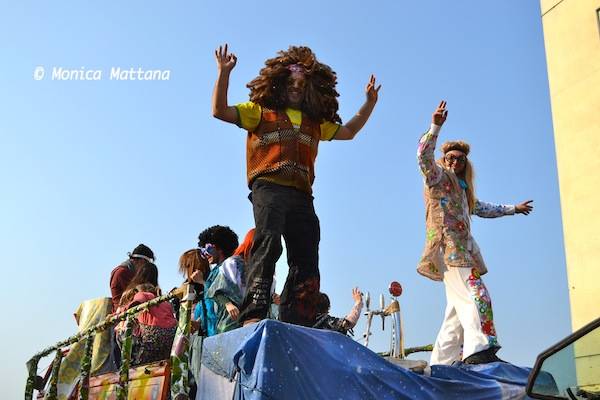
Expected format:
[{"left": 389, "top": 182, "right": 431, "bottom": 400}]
[{"left": 196, "top": 319, "right": 532, "bottom": 400}]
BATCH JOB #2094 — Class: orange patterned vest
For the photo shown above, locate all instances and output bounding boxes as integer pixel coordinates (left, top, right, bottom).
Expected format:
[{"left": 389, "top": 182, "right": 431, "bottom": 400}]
[{"left": 246, "top": 108, "right": 321, "bottom": 193}]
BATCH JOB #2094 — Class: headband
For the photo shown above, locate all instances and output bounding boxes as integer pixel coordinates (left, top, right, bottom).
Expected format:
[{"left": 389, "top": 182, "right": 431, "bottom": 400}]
[
  {"left": 128, "top": 253, "right": 154, "bottom": 263},
  {"left": 287, "top": 64, "right": 306, "bottom": 76}
]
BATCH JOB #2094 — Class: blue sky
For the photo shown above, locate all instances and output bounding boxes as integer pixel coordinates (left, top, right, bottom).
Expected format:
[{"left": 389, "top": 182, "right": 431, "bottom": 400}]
[{"left": 0, "top": 1, "right": 570, "bottom": 397}]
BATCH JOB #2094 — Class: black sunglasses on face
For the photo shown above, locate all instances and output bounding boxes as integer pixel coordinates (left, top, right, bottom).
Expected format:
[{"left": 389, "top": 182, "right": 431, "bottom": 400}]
[{"left": 445, "top": 154, "right": 467, "bottom": 163}]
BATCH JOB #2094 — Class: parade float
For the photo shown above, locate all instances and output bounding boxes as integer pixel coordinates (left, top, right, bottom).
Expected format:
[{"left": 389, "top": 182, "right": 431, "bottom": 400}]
[{"left": 26, "top": 282, "right": 544, "bottom": 400}]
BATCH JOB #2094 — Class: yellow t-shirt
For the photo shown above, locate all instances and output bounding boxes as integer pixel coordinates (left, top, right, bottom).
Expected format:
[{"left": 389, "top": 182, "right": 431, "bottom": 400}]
[{"left": 235, "top": 101, "right": 340, "bottom": 141}]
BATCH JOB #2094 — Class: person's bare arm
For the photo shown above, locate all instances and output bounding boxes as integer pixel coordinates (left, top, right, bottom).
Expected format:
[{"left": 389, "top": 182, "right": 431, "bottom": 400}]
[
  {"left": 344, "top": 287, "right": 364, "bottom": 327},
  {"left": 334, "top": 75, "right": 381, "bottom": 140},
  {"left": 212, "top": 44, "right": 239, "bottom": 124}
]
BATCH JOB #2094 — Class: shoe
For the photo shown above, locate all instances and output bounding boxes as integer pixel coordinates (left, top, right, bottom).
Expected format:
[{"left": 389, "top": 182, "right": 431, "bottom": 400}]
[
  {"left": 489, "top": 354, "right": 507, "bottom": 364},
  {"left": 463, "top": 347, "right": 506, "bottom": 364}
]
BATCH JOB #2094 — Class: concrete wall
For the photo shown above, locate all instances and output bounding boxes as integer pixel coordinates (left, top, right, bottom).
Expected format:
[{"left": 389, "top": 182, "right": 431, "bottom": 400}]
[
  {"left": 540, "top": 0, "right": 600, "bottom": 331},
  {"left": 540, "top": 0, "right": 600, "bottom": 391}
]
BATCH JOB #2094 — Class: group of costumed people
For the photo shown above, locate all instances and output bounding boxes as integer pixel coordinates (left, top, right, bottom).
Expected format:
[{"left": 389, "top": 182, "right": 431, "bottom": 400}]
[
  {"left": 107, "top": 229, "right": 363, "bottom": 369},
  {"left": 108, "top": 230, "right": 252, "bottom": 367},
  {"left": 107, "top": 44, "right": 532, "bottom": 370}
]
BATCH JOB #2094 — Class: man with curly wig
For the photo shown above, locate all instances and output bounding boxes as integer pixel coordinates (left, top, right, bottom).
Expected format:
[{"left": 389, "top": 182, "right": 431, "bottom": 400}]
[
  {"left": 417, "top": 100, "right": 533, "bottom": 365},
  {"left": 212, "top": 44, "right": 380, "bottom": 327},
  {"left": 195, "top": 225, "right": 243, "bottom": 336}
]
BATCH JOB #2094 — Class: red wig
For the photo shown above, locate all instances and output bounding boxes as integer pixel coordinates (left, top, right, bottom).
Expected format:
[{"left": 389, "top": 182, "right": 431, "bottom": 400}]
[{"left": 233, "top": 228, "right": 255, "bottom": 264}]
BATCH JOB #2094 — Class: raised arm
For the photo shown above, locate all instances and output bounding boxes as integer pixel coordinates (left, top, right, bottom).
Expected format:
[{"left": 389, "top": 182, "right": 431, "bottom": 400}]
[
  {"left": 473, "top": 199, "right": 533, "bottom": 218},
  {"left": 417, "top": 100, "right": 448, "bottom": 187},
  {"left": 333, "top": 75, "right": 381, "bottom": 140},
  {"left": 212, "top": 44, "right": 239, "bottom": 124},
  {"left": 344, "top": 287, "right": 364, "bottom": 328}
]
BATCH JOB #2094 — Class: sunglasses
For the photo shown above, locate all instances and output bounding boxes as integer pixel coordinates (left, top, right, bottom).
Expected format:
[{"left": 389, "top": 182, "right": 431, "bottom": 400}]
[
  {"left": 444, "top": 154, "right": 467, "bottom": 164},
  {"left": 199, "top": 243, "right": 216, "bottom": 258}
]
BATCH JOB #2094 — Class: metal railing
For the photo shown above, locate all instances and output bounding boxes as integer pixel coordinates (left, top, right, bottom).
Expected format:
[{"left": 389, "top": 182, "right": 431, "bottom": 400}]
[
  {"left": 363, "top": 283, "right": 432, "bottom": 361},
  {"left": 25, "top": 283, "right": 195, "bottom": 400}
]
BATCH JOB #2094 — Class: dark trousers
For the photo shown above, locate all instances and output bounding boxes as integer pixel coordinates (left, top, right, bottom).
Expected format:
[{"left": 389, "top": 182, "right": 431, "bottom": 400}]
[{"left": 239, "top": 180, "right": 321, "bottom": 327}]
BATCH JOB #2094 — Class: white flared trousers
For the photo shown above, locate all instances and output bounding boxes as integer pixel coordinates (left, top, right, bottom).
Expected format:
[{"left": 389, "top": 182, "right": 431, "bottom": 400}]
[{"left": 430, "top": 265, "right": 499, "bottom": 365}]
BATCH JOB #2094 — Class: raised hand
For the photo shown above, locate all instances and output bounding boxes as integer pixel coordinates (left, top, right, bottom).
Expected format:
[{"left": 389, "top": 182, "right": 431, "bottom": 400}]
[
  {"left": 515, "top": 200, "right": 534, "bottom": 215},
  {"left": 351, "top": 287, "right": 363, "bottom": 303},
  {"left": 432, "top": 100, "right": 448, "bottom": 126},
  {"left": 365, "top": 75, "right": 381, "bottom": 104},
  {"left": 215, "top": 43, "right": 237, "bottom": 73}
]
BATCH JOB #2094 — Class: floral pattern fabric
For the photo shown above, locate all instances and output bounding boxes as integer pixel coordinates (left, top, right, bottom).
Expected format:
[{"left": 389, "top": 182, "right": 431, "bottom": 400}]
[
  {"left": 416, "top": 124, "right": 515, "bottom": 281},
  {"left": 117, "top": 325, "right": 176, "bottom": 366},
  {"left": 474, "top": 200, "right": 515, "bottom": 218},
  {"left": 467, "top": 268, "right": 498, "bottom": 348}
]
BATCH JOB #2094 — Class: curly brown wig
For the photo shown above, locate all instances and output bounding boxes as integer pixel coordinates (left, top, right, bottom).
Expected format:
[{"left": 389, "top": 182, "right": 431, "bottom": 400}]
[{"left": 247, "top": 46, "right": 342, "bottom": 124}]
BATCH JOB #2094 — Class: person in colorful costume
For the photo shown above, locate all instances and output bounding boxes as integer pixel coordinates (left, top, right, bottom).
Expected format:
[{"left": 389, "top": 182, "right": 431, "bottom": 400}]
[
  {"left": 212, "top": 44, "right": 380, "bottom": 327},
  {"left": 417, "top": 100, "right": 533, "bottom": 365},
  {"left": 194, "top": 225, "right": 244, "bottom": 336}
]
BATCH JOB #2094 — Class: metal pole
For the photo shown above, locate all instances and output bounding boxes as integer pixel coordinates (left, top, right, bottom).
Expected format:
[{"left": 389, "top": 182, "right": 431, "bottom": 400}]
[{"left": 398, "top": 303, "right": 405, "bottom": 359}]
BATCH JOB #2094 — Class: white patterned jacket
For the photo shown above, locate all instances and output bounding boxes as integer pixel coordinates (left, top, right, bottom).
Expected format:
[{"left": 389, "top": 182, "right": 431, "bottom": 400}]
[{"left": 416, "top": 124, "right": 515, "bottom": 281}]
